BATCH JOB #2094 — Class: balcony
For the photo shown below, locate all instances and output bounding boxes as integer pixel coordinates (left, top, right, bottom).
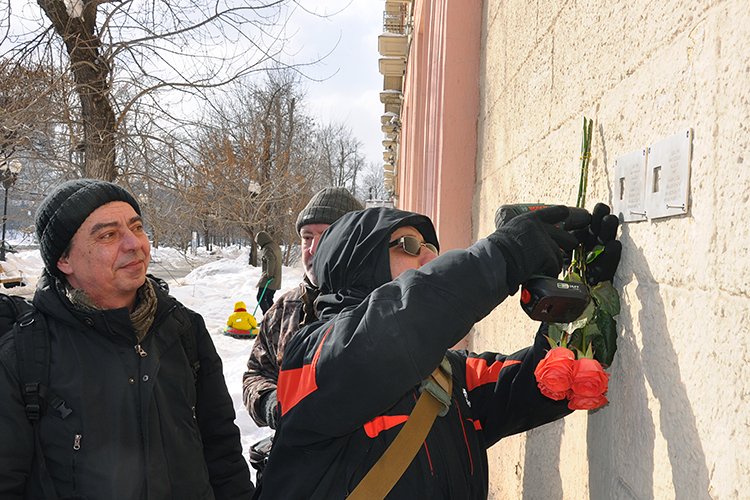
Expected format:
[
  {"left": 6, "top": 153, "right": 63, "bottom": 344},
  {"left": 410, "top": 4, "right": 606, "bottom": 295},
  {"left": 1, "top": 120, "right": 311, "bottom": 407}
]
[
  {"left": 378, "top": 33, "right": 408, "bottom": 58},
  {"left": 380, "top": 89, "right": 403, "bottom": 105},
  {"left": 379, "top": 57, "right": 406, "bottom": 77},
  {"left": 383, "top": 0, "right": 410, "bottom": 34}
]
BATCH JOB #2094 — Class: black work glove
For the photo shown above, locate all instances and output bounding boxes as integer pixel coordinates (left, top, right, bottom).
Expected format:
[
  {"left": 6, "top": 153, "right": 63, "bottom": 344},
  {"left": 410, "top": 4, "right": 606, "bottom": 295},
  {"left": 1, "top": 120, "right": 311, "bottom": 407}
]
[
  {"left": 570, "top": 203, "right": 622, "bottom": 286},
  {"left": 260, "top": 389, "right": 278, "bottom": 429},
  {"left": 487, "top": 206, "right": 581, "bottom": 293}
]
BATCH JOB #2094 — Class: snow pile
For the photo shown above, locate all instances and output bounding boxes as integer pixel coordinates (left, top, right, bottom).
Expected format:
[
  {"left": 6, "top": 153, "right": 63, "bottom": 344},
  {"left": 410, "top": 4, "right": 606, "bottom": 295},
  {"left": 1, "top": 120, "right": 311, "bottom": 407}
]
[{"left": 165, "top": 247, "right": 304, "bottom": 464}]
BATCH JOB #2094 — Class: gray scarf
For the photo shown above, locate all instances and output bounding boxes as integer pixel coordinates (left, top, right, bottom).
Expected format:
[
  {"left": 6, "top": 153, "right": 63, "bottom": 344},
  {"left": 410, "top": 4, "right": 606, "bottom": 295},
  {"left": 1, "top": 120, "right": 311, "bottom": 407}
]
[{"left": 65, "top": 279, "right": 157, "bottom": 342}]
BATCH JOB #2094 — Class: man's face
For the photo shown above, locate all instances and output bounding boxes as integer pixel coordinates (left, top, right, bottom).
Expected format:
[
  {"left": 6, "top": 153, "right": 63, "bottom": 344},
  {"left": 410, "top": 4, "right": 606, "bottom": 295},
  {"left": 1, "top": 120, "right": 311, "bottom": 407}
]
[
  {"left": 388, "top": 226, "right": 438, "bottom": 279},
  {"left": 56, "top": 201, "right": 151, "bottom": 310},
  {"left": 300, "top": 223, "right": 330, "bottom": 285}
]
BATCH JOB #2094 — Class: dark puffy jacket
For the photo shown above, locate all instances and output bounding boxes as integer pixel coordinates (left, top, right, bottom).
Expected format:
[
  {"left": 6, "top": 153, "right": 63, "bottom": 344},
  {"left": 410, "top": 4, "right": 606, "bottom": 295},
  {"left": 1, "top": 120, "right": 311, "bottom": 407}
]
[
  {"left": 243, "top": 277, "right": 318, "bottom": 427},
  {"left": 0, "top": 272, "right": 254, "bottom": 500},
  {"left": 256, "top": 208, "right": 571, "bottom": 499}
]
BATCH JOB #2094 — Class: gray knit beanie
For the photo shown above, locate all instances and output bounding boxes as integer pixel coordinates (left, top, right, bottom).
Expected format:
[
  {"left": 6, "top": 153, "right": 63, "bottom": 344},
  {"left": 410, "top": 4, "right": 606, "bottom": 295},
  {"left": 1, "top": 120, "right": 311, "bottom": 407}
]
[
  {"left": 295, "top": 187, "right": 363, "bottom": 234},
  {"left": 35, "top": 179, "right": 142, "bottom": 274}
]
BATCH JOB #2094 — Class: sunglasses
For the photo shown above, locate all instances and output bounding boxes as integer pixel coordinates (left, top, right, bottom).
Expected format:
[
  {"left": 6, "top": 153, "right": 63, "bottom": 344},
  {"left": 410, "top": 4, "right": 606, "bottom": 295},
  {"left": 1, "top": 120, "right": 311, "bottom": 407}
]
[{"left": 388, "top": 235, "right": 439, "bottom": 256}]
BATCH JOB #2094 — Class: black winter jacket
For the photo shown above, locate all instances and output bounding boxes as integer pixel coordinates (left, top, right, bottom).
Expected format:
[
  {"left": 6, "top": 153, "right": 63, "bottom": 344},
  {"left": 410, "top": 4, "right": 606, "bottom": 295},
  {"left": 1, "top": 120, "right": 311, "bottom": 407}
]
[
  {"left": 0, "top": 272, "right": 254, "bottom": 500},
  {"left": 256, "top": 208, "right": 571, "bottom": 499}
]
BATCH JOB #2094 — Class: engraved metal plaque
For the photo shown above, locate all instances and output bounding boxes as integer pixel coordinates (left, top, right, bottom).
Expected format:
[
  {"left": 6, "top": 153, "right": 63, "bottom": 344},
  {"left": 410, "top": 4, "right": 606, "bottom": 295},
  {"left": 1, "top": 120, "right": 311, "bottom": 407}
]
[
  {"left": 614, "top": 148, "right": 648, "bottom": 222},
  {"left": 645, "top": 129, "right": 692, "bottom": 219}
]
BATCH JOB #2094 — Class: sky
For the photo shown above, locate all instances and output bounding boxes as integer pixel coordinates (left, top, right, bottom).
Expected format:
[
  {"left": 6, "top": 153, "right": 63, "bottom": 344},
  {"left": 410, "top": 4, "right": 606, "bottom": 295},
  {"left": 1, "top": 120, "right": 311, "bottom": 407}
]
[
  {"left": 282, "top": 0, "right": 386, "bottom": 168},
  {"left": 3, "top": 243, "right": 305, "bottom": 483}
]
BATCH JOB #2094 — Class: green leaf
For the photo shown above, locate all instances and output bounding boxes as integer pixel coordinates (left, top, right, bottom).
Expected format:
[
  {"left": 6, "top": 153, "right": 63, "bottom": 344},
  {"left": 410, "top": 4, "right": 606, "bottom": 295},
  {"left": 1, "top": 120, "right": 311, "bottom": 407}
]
[
  {"left": 567, "top": 327, "right": 584, "bottom": 353},
  {"left": 584, "top": 322, "right": 602, "bottom": 360},
  {"left": 594, "top": 311, "right": 618, "bottom": 366},
  {"left": 564, "top": 298, "right": 596, "bottom": 333},
  {"left": 544, "top": 335, "right": 558, "bottom": 350},
  {"left": 591, "top": 334, "right": 607, "bottom": 363},
  {"left": 547, "top": 323, "right": 564, "bottom": 346},
  {"left": 591, "top": 281, "right": 621, "bottom": 316},
  {"left": 565, "top": 272, "right": 583, "bottom": 284},
  {"left": 586, "top": 245, "right": 605, "bottom": 263},
  {"left": 583, "top": 322, "right": 601, "bottom": 339}
]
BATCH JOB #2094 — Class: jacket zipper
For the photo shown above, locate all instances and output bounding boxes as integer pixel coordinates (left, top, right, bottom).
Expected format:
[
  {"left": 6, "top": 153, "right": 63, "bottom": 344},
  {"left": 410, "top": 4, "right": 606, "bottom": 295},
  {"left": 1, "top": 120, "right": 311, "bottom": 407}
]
[
  {"left": 132, "top": 303, "right": 178, "bottom": 357},
  {"left": 454, "top": 398, "right": 474, "bottom": 475},
  {"left": 72, "top": 434, "right": 82, "bottom": 490},
  {"left": 411, "top": 392, "right": 435, "bottom": 476}
]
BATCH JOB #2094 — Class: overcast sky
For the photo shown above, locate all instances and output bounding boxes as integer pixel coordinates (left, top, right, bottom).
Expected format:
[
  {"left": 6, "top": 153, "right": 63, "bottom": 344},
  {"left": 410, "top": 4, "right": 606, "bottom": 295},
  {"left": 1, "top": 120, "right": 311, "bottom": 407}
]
[{"left": 282, "top": 0, "right": 385, "bottom": 168}]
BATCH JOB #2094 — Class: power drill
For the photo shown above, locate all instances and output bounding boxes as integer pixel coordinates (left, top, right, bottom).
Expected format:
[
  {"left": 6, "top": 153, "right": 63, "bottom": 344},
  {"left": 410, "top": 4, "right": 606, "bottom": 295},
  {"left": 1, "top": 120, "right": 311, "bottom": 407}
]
[{"left": 495, "top": 204, "right": 591, "bottom": 323}]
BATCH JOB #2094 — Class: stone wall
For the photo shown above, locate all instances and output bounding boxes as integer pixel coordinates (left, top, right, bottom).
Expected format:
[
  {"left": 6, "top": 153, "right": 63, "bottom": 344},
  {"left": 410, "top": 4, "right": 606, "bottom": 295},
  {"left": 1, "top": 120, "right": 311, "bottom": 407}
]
[{"left": 473, "top": 0, "right": 749, "bottom": 498}]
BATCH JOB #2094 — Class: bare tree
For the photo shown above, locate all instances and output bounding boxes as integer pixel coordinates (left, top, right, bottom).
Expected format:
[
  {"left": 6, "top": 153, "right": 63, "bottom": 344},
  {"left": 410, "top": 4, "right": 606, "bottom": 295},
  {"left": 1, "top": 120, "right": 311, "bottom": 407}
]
[
  {"left": 183, "top": 71, "right": 317, "bottom": 263},
  {"left": 2, "top": 0, "right": 299, "bottom": 180},
  {"left": 358, "top": 161, "right": 388, "bottom": 202},
  {"left": 0, "top": 57, "right": 85, "bottom": 236},
  {"left": 313, "top": 121, "right": 366, "bottom": 196}
]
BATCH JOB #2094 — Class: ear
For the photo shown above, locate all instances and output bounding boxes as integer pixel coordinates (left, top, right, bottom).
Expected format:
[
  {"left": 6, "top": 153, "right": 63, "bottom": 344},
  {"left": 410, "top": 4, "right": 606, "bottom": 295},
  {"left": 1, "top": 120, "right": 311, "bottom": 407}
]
[{"left": 57, "top": 254, "right": 74, "bottom": 276}]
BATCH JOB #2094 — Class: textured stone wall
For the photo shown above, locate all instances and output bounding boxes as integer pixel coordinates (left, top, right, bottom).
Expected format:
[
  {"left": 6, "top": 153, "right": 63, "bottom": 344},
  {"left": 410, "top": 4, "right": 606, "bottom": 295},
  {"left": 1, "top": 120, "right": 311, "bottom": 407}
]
[{"left": 473, "top": 0, "right": 749, "bottom": 498}]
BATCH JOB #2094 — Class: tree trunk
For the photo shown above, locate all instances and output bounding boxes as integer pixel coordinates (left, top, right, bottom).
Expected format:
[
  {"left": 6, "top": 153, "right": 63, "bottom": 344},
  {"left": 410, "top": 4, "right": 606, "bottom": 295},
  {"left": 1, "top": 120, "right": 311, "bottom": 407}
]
[{"left": 37, "top": 0, "right": 118, "bottom": 181}]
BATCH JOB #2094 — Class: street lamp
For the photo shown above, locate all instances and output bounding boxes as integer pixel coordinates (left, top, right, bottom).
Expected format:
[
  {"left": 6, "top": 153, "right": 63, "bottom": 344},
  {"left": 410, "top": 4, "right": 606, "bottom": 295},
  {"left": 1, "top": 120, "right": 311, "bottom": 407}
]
[{"left": 0, "top": 159, "right": 21, "bottom": 261}]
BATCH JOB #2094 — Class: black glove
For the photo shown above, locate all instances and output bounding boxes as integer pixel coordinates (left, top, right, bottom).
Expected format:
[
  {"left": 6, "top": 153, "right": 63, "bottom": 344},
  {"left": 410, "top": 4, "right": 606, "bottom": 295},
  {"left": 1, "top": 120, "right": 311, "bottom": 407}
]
[
  {"left": 570, "top": 203, "right": 622, "bottom": 286},
  {"left": 487, "top": 206, "right": 581, "bottom": 293},
  {"left": 260, "top": 389, "right": 278, "bottom": 429}
]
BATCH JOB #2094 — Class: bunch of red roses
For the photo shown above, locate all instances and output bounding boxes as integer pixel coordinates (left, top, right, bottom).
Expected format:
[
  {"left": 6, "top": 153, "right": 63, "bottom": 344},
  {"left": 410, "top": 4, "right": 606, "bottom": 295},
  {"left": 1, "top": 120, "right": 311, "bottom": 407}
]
[{"left": 534, "top": 345, "right": 609, "bottom": 410}]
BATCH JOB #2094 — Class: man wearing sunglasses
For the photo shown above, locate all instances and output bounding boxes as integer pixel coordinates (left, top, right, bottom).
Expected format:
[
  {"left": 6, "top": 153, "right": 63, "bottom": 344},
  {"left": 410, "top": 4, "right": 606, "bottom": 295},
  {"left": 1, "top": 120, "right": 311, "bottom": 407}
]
[{"left": 255, "top": 205, "right": 620, "bottom": 500}]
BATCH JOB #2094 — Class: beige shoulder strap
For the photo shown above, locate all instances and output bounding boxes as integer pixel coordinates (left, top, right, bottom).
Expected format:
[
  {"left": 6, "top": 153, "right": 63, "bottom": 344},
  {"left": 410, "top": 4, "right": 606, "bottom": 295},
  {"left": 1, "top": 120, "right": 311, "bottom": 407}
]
[{"left": 347, "top": 362, "right": 453, "bottom": 500}]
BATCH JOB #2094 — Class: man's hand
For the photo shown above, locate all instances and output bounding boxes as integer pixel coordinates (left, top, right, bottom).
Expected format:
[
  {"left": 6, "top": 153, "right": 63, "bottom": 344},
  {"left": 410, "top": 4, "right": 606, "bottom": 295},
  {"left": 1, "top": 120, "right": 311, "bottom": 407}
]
[{"left": 487, "top": 206, "right": 584, "bottom": 293}]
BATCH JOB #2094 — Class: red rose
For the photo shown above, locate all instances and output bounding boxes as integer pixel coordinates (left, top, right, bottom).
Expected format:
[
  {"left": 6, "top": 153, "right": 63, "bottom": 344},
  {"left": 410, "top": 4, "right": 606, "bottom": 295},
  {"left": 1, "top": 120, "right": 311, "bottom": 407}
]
[
  {"left": 570, "top": 357, "right": 610, "bottom": 397},
  {"left": 534, "top": 347, "right": 576, "bottom": 401},
  {"left": 567, "top": 392, "right": 608, "bottom": 410}
]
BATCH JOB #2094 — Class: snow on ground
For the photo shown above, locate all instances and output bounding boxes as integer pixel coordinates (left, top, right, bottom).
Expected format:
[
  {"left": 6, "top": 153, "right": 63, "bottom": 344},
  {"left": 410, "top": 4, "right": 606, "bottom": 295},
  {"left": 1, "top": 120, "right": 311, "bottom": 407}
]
[
  {"left": 2, "top": 243, "right": 304, "bottom": 480},
  {"left": 164, "top": 247, "right": 304, "bottom": 467}
]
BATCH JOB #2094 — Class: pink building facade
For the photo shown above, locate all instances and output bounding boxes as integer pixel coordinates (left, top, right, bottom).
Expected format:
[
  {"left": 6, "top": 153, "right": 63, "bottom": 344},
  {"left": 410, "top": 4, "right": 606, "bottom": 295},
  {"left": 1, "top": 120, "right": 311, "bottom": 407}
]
[{"left": 379, "top": 0, "right": 483, "bottom": 252}]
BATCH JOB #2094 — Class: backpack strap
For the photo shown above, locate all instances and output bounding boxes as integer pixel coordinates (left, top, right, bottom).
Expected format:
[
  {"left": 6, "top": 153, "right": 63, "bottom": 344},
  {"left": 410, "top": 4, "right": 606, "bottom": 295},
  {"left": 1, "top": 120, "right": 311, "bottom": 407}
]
[
  {"left": 15, "top": 310, "right": 72, "bottom": 420},
  {"left": 175, "top": 305, "right": 200, "bottom": 381},
  {"left": 14, "top": 308, "right": 71, "bottom": 500},
  {"left": 347, "top": 358, "right": 453, "bottom": 500}
]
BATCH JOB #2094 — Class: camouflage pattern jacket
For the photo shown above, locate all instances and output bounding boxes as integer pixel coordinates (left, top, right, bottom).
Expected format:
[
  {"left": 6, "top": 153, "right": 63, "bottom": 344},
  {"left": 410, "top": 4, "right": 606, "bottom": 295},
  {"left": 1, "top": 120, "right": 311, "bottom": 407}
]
[{"left": 243, "top": 277, "right": 319, "bottom": 427}]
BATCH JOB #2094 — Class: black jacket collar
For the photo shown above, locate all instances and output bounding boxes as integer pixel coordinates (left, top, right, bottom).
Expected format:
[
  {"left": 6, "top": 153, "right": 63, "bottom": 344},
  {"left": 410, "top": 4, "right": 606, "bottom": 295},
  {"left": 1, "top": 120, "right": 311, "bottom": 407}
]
[{"left": 33, "top": 270, "right": 175, "bottom": 343}]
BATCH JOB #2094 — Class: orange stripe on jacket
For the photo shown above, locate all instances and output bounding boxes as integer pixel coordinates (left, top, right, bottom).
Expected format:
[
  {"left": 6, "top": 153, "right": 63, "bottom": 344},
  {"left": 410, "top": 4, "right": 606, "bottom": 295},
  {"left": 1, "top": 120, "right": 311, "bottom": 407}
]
[
  {"left": 465, "top": 357, "right": 521, "bottom": 392},
  {"left": 364, "top": 415, "right": 409, "bottom": 438},
  {"left": 278, "top": 325, "right": 333, "bottom": 416}
]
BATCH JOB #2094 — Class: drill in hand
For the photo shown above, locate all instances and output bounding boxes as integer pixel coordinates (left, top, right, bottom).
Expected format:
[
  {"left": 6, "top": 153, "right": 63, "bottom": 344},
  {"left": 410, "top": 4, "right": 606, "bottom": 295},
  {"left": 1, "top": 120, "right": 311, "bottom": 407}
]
[{"left": 495, "top": 204, "right": 591, "bottom": 324}]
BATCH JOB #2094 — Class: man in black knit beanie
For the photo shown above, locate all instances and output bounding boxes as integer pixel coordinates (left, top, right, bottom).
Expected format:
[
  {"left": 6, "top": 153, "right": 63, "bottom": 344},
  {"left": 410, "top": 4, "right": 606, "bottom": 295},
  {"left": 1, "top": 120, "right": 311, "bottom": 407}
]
[{"left": 0, "top": 178, "right": 254, "bottom": 499}]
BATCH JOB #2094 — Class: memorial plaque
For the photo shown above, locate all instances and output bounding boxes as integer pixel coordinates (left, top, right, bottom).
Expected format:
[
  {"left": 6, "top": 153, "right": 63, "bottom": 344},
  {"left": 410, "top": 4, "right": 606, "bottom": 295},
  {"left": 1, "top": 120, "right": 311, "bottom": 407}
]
[
  {"left": 645, "top": 129, "right": 692, "bottom": 219},
  {"left": 614, "top": 148, "right": 648, "bottom": 222}
]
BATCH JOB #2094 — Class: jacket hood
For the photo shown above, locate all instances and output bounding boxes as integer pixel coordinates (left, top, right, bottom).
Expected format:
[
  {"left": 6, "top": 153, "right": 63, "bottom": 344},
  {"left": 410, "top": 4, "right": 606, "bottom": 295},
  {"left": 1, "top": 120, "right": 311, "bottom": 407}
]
[
  {"left": 256, "top": 231, "right": 272, "bottom": 247},
  {"left": 313, "top": 207, "right": 438, "bottom": 318}
]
